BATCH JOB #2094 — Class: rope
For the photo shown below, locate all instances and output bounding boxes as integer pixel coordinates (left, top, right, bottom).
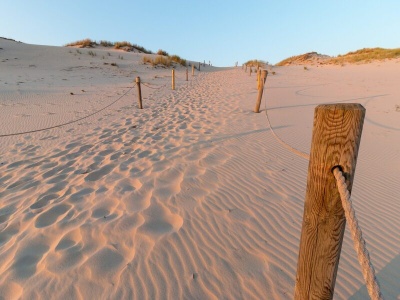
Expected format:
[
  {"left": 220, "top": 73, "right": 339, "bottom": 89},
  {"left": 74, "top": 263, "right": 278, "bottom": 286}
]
[
  {"left": 141, "top": 82, "right": 167, "bottom": 90},
  {"left": 263, "top": 82, "right": 310, "bottom": 160},
  {"left": 0, "top": 87, "right": 134, "bottom": 138},
  {"left": 333, "top": 167, "right": 384, "bottom": 300}
]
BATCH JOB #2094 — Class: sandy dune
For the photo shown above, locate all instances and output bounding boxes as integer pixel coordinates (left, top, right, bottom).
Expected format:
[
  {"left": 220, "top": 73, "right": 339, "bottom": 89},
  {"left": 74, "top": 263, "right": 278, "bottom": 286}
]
[{"left": 0, "top": 38, "right": 399, "bottom": 299}]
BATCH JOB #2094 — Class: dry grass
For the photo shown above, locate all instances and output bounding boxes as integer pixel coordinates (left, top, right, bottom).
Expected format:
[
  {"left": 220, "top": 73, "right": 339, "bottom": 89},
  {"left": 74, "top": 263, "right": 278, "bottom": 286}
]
[
  {"left": 142, "top": 54, "right": 186, "bottom": 67},
  {"left": 65, "top": 38, "right": 96, "bottom": 48},
  {"left": 114, "top": 41, "right": 132, "bottom": 49},
  {"left": 99, "top": 40, "right": 114, "bottom": 47},
  {"left": 329, "top": 48, "right": 400, "bottom": 64},
  {"left": 65, "top": 38, "right": 154, "bottom": 54},
  {"left": 157, "top": 49, "right": 169, "bottom": 56},
  {"left": 245, "top": 59, "right": 267, "bottom": 68},
  {"left": 276, "top": 48, "right": 400, "bottom": 66}
]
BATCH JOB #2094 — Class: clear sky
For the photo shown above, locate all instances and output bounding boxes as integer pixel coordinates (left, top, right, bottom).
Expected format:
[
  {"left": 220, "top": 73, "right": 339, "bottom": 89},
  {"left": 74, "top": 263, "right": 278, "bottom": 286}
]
[{"left": 1, "top": 1, "right": 399, "bottom": 66}]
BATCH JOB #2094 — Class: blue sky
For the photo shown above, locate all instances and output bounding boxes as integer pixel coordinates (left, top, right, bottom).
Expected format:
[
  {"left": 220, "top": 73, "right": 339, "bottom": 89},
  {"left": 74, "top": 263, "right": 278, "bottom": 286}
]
[{"left": 1, "top": 1, "right": 399, "bottom": 66}]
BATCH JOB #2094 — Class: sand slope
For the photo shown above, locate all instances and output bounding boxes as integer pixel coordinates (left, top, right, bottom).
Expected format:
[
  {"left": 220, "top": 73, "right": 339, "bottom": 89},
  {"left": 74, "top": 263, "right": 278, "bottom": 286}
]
[{"left": 0, "top": 39, "right": 399, "bottom": 299}]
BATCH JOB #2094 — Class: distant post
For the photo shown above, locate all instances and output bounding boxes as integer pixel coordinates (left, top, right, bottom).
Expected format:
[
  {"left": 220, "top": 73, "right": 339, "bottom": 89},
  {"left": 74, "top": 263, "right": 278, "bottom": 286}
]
[
  {"left": 135, "top": 77, "right": 143, "bottom": 109},
  {"left": 294, "top": 104, "right": 365, "bottom": 300},
  {"left": 254, "top": 70, "right": 268, "bottom": 113},
  {"left": 192, "top": 65, "right": 195, "bottom": 76},
  {"left": 198, "top": 62, "right": 201, "bottom": 71},
  {"left": 186, "top": 67, "right": 188, "bottom": 81},
  {"left": 249, "top": 67, "right": 252, "bottom": 76},
  {"left": 172, "top": 69, "right": 175, "bottom": 90}
]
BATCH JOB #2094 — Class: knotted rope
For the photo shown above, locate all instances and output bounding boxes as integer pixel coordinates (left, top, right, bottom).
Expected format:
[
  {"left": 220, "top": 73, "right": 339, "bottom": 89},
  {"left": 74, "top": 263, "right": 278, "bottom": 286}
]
[{"left": 333, "top": 167, "right": 384, "bottom": 300}]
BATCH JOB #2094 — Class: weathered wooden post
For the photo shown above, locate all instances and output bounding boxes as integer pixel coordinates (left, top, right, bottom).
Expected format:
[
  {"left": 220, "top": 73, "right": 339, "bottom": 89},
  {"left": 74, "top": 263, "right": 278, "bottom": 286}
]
[
  {"left": 172, "top": 69, "right": 175, "bottom": 90},
  {"left": 192, "top": 65, "right": 195, "bottom": 76},
  {"left": 257, "top": 68, "right": 261, "bottom": 90},
  {"left": 135, "top": 77, "right": 143, "bottom": 109},
  {"left": 249, "top": 67, "right": 252, "bottom": 76},
  {"left": 198, "top": 62, "right": 201, "bottom": 71},
  {"left": 186, "top": 67, "right": 188, "bottom": 81},
  {"left": 254, "top": 70, "right": 268, "bottom": 113},
  {"left": 294, "top": 104, "right": 365, "bottom": 300}
]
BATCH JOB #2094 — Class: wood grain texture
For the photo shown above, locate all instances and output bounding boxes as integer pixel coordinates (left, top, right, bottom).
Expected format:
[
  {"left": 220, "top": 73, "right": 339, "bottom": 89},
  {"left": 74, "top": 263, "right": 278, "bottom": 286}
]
[
  {"left": 135, "top": 77, "right": 143, "bottom": 109},
  {"left": 294, "top": 104, "right": 365, "bottom": 300}
]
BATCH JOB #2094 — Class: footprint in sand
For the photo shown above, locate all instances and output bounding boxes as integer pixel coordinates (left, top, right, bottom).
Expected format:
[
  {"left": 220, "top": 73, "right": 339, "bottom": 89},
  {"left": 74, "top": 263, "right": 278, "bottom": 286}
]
[
  {"left": 139, "top": 204, "right": 183, "bottom": 238},
  {"left": 35, "top": 204, "right": 71, "bottom": 228},
  {"left": 11, "top": 243, "right": 49, "bottom": 279},
  {"left": 84, "top": 247, "right": 125, "bottom": 275},
  {"left": 84, "top": 163, "right": 116, "bottom": 182},
  {"left": 30, "top": 193, "right": 59, "bottom": 210},
  {"left": 47, "top": 230, "right": 84, "bottom": 272}
]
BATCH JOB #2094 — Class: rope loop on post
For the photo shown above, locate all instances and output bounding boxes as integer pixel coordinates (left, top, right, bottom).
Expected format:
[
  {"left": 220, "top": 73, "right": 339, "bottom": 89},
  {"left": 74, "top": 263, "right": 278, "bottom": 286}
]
[{"left": 333, "top": 167, "right": 384, "bottom": 300}]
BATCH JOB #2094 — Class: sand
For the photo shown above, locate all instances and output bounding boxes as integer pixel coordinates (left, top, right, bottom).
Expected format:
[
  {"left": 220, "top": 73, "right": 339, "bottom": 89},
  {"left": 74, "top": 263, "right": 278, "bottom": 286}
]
[{"left": 0, "top": 38, "right": 399, "bottom": 299}]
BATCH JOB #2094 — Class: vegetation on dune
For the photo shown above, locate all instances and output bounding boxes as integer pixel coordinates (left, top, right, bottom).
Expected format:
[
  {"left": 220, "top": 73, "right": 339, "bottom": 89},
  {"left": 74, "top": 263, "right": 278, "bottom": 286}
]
[
  {"left": 99, "top": 40, "right": 114, "bottom": 47},
  {"left": 245, "top": 59, "right": 268, "bottom": 68},
  {"left": 65, "top": 38, "right": 186, "bottom": 66},
  {"left": 65, "top": 39, "right": 153, "bottom": 54},
  {"left": 157, "top": 49, "right": 169, "bottom": 56},
  {"left": 276, "top": 48, "right": 400, "bottom": 66},
  {"left": 65, "top": 38, "right": 96, "bottom": 48},
  {"left": 330, "top": 48, "right": 400, "bottom": 64},
  {"left": 142, "top": 54, "right": 187, "bottom": 68}
]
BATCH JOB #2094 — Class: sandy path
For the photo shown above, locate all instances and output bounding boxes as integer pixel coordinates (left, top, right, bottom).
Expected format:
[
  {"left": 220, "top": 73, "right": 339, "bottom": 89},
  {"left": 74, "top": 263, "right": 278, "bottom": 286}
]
[{"left": 0, "top": 49, "right": 399, "bottom": 299}]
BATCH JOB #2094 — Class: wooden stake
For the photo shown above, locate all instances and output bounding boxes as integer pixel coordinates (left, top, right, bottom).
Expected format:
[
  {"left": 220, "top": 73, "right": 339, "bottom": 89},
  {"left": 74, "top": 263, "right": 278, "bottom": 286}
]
[
  {"left": 186, "top": 67, "right": 188, "bottom": 81},
  {"left": 192, "top": 65, "right": 195, "bottom": 76},
  {"left": 249, "top": 67, "right": 252, "bottom": 76},
  {"left": 294, "top": 104, "right": 365, "bottom": 300},
  {"left": 172, "top": 69, "right": 175, "bottom": 90},
  {"left": 254, "top": 70, "right": 268, "bottom": 113},
  {"left": 135, "top": 77, "right": 142, "bottom": 109},
  {"left": 257, "top": 68, "right": 261, "bottom": 90},
  {"left": 198, "top": 62, "right": 200, "bottom": 71}
]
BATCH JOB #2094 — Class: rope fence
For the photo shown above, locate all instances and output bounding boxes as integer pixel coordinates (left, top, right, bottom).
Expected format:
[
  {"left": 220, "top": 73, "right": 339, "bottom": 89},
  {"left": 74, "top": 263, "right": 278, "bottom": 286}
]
[
  {"left": 247, "top": 65, "right": 384, "bottom": 299},
  {"left": 1, "top": 65, "right": 198, "bottom": 137},
  {"left": 0, "top": 86, "right": 134, "bottom": 138}
]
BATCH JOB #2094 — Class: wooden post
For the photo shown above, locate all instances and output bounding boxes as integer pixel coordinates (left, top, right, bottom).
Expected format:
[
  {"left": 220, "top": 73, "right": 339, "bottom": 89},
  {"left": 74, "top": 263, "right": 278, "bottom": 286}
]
[
  {"left": 294, "top": 104, "right": 365, "bottom": 300},
  {"left": 172, "top": 69, "right": 175, "bottom": 90},
  {"left": 254, "top": 70, "right": 268, "bottom": 113},
  {"left": 186, "top": 68, "right": 188, "bottom": 81},
  {"left": 192, "top": 65, "right": 195, "bottom": 76},
  {"left": 198, "top": 62, "right": 200, "bottom": 71},
  {"left": 257, "top": 68, "right": 261, "bottom": 89},
  {"left": 135, "top": 77, "right": 143, "bottom": 109},
  {"left": 249, "top": 67, "right": 252, "bottom": 76}
]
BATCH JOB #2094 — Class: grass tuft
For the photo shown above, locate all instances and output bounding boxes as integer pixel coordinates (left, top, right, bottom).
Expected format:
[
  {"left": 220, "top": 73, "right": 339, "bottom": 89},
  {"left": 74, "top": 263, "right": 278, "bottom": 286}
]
[
  {"left": 65, "top": 38, "right": 96, "bottom": 48},
  {"left": 245, "top": 59, "right": 268, "bottom": 68}
]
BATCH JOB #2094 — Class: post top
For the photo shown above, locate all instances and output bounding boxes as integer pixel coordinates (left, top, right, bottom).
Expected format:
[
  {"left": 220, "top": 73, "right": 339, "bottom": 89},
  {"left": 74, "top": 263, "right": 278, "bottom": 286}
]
[{"left": 315, "top": 103, "right": 365, "bottom": 112}]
